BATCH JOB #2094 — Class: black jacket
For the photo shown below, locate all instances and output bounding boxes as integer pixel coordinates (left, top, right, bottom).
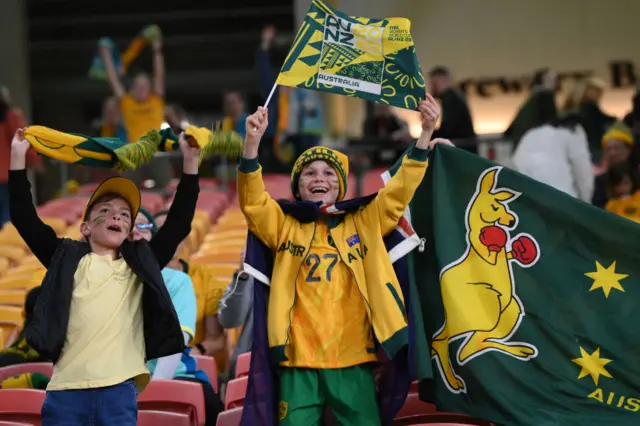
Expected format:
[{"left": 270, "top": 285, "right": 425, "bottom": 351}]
[{"left": 8, "top": 170, "right": 200, "bottom": 363}]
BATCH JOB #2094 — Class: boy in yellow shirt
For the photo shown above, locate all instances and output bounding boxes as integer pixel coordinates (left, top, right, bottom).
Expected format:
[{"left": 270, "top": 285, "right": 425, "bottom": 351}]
[
  {"left": 9, "top": 129, "right": 200, "bottom": 425},
  {"left": 238, "top": 94, "right": 450, "bottom": 426}
]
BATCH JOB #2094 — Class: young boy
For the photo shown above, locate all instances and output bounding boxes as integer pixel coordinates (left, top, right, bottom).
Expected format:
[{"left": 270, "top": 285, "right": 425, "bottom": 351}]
[
  {"left": 237, "top": 94, "right": 450, "bottom": 426},
  {"left": 9, "top": 128, "right": 200, "bottom": 425}
]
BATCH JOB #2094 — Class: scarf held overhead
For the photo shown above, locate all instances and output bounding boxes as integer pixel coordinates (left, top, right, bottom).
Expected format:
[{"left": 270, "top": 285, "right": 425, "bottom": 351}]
[
  {"left": 23, "top": 125, "right": 244, "bottom": 171},
  {"left": 240, "top": 196, "right": 432, "bottom": 426}
]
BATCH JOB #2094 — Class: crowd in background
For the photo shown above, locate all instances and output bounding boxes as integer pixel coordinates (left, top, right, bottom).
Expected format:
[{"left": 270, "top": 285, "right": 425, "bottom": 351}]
[{"left": 0, "top": 21, "right": 640, "bottom": 424}]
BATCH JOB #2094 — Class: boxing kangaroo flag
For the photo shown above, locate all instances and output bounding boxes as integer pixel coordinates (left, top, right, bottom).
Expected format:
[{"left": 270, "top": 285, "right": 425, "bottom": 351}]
[
  {"left": 276, "top": 0, "right": 425, "bottom": 110},
  {"left": 384, "top": 144, "right": 640, "bottom": 426}
]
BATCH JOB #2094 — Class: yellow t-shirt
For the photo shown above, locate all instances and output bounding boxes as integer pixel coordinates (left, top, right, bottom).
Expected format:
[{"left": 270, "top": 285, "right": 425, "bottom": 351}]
[
  {"left": 186, "top": 262, "right": 228, "bottom": 372},
  {"left": 282, "top": 221, "right": 377, "bottom": 369},
  {"left": 120, "top": 93, "right": 165, "bottom": 142},
  {"left": 606, "top": 191, "right": 640, "bottom": 224},
  {"left": 47, "top": 253, "right": 149, "bottom": 391}
]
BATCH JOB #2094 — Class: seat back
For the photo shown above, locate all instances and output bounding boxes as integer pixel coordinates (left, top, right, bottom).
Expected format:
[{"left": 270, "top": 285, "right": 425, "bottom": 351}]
[
  {"left": 192, "top": 355, "right": 218, "bottom": 392},
  {"left": 215, "top": 407, "right": 242, "bottom": 426},
  {"left": 138, "top": 380, "right": 206, "bottom": 426},
  {"left": 234, "top": 352, "right": 250, "bottom": 378},
  {"left": 0, "top": 290, "right": 27, "bottom": 306},
  {"left": 0, "top": 323, "right": 19, "bottom": 349},
  {"left": 394, "top": 392, "right": 436, "bottom": 420},
  {"left": 225, "top": 376, "right": 248, "bottom": 410},
  {"left": 138, "top": 410, "right": 192, "bottom": 426},
  {"left": 0, "top": 363, "right": 54, "bottom": 383},
  {"left": 0, "top": 389, "right": 45, "bottom": 426}
]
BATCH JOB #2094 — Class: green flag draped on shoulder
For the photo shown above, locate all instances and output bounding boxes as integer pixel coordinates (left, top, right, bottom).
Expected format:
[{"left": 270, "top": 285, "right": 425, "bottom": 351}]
[
  {"left": 277, "top": 0, "right": 425, "bottom": 110},
  {"left": 386, "top": 145, "right": 640, "bottom": 425},
  {"left": 23, "top": 125, "right": 243, "bottom": 171}
]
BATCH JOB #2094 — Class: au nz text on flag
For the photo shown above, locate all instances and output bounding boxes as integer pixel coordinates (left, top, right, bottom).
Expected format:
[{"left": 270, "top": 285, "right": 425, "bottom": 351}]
[
  {"left": 385, "top": 144, "right": 640, "bottom": 426},
  {"left": 276, "top": 0, "right": 425, "bottom": 110}
]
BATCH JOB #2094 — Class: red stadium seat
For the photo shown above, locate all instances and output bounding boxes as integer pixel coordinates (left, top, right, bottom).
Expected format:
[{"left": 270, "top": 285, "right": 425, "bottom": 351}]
[
  {"left": 362, "top": 168, "right": 387, "bottom": 196},
  {"left": 215, "top": 407, "right": 242, "bottom": 426},
  {"left": 138, "top": 410, "right": 192, "bottom": 426},
  {"left": 0, "top": 363, "right": 54, "bottom": 383},
  {"left": 138, "top": 380, "right": 206, "bottom": 426},
  {"left": 192, "top": 355, "right": 218, "bottom": 392},
  {"left": 394, "top": 393, "right": 436, "bottom": 420},
  {"left": 141, "top": 192, "right": 165, "bottom": 214},
  {"left": 0, "top": 421, "right": 32, "bottom": 425},
  {"left": 392, "top": 412, "right": 494, "bottom": 426},
  {"left": 234, "top": 352, "right": 250, "bottom": 378},
  {"left": 224, "top": 376, "right": 248, "bottom": 410},
  {"left": 0, "top": 389, "right": 45, "bottom": 425}
]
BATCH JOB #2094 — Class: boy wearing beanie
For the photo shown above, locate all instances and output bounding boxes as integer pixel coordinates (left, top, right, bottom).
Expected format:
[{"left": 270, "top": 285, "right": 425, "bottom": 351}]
[{"left": 237, "top": 93, "right": 450, "bottom": 426}]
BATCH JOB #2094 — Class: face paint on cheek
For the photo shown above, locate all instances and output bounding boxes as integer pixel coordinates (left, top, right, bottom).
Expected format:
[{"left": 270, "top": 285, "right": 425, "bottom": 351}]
[
  {"left": 123, "top": 220, "right": 131, "bottom": 233},
  {"left": 93, "top": 216, "right": 106, "bottom": 225}
]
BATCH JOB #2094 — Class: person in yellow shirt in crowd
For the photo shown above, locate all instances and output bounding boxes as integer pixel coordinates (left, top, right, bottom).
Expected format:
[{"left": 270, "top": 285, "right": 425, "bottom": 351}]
[
  {"left": 154, "top": 211, "right": 228, "bottom": 373},
  {"left": 99, "top": 28, "right": 173, "bottom": 188},
  {"left": 605, "top": 162, "right": 640, "bottom": 223},
  {"left": 237, "top": 93, "right": 450, "bottom": 425},
  {"left": 8, "top": 129, "right": 200, "bottom": 425}
]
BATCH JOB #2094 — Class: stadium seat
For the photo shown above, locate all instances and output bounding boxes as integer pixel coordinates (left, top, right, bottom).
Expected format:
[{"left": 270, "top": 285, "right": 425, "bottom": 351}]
[
  {"left": 4, "top": 264, "right": 44, "bottom": 278},
  {"left": 0, "top": 258, "right": 10, "bottom": 277},
  {"left": 225, "top": 376, "right": 248, "bottom": 410},
  {"left": 203, "top": 230, "right": 247, "bottom": 243},
  {"left": 0, "top": 389, "right": 45, "bottom": 425},
  {"left": 189, "top": 252, "right": 241, "bottom": 266},
  {"left": 0, "top": 363, "right": 54, "bottom": 383},
  {"left": 235, "top": 353, "right": 250, "bottom": 378},
  {"left": 192, "top": 355, "right": 218, "bottom": 393},
  {"left": 0, "top": 306, "right": 22, "bottom": 325},
  {"left": 138, "top": 380, "right": 206, "bottom": 426},
  {"left": 0, "top": 275, "right": 38, "bottom": 291},
  {"left": 141, "top": 192, "right": 164, "bottom": 213},
  {"left": 0, "top": 421, "right": 33, "bottom": 425},
  {"left": 392, "top": 412, "right": 494, "bottom": 426},
  {"left": 138, "top": 410, "right": 192, "bottom": 426},
  {"left": 362, "top": 168, "right": 387, "bottom": 196},
  {"left": 0, "top": 323, "right": 19, "bottom": 348},
  {"left": 0, "top": 246, "right": 26, "bottom": 264},
  {"left": 215, "top": 407, "right": 242, "bottom": 426},
  {"left": 394, "top": 393, "right": 436, "bottom": 420},
  {"left": 0, "top": 290, "right": 27, "bottom": 306}
]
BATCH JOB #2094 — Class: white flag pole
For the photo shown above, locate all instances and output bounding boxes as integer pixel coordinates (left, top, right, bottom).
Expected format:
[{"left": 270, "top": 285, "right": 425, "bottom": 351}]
[{"left": 263, "top": 83, "right": 278, "bottom": 109}]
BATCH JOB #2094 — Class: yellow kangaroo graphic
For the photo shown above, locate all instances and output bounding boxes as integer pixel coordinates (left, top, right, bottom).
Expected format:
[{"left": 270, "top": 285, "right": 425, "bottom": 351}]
[{"left": 431, "top": 166, "right": 540, "bottom": 394}]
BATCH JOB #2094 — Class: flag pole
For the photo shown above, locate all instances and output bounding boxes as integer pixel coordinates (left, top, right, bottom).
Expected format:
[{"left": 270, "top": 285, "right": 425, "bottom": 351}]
[{"left": 263, "top": 83, "right": 278, "bottom": 109}]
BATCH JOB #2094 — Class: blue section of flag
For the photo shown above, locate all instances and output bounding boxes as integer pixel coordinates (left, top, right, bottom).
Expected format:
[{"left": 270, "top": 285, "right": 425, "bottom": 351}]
[{"left": 346, "top": 234, "right": 360, "bottom": 247}]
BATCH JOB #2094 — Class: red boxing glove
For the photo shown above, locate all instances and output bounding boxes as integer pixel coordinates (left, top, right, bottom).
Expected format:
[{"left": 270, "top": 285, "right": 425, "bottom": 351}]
[
  {"left": 479, "top": 226, "right": 508, "bottom": 252},
  {"left": 511, "top": 236, "right": 537, "bottom": 265}
]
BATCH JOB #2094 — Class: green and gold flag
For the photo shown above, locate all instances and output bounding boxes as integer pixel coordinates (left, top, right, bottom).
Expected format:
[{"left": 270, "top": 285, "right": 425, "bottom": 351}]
[
  {"left": 386, "top": 145, "right": 640, "bottom": 425},
  {"left": 276, "top": 0, "right": 425, "bottom": 110}
]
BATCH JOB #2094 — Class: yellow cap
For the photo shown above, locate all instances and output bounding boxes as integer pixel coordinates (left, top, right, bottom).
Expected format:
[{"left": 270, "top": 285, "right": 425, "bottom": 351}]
[{"left": 82, "top": 176, "right": 141, "bottom": 221}]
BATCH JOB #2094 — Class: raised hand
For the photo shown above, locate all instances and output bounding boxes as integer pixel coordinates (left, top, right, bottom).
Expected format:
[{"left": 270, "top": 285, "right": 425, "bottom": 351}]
[
  {"left": 179, "top": 132, "right": 200, "bottom": 174},
  {"left": 10, "top": 128, "right": 30, "bottom": 170},
  {"left": 243, "top": 107, "right": 269, "bottom": 158},
  {"left": 419, "top": 93, "right": 440, "bottom": 132}
]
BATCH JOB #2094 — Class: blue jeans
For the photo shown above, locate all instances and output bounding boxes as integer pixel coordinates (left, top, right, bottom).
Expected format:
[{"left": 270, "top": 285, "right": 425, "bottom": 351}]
[
  {"left": 0, "top": 183, "right": 9, "bottom": 228},
  {"left": 41, "top": 380, "right": 138, "bottom": 426}
]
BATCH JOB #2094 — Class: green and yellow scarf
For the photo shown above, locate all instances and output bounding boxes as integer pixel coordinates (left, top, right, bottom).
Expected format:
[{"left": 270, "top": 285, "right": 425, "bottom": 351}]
[{"left": 24, "top": 124, "right": 243, "bottom": 171}]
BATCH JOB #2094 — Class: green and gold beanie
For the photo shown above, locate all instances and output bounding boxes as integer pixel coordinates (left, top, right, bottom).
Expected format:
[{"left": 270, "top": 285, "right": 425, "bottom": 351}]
[
  {"left": 291, "top": 147, "right": 349, "bottom": 201},
  {"left": 602, "top": 122, "right": 634, "bottom": 149}
]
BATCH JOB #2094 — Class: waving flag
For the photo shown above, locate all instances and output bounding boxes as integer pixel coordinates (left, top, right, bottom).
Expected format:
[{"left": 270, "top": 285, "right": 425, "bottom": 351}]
[
  {"left": 385, "top": 145, "right": 640, "bottom": 425},
  {"left": 276, "top": 0, "right": 425, "bottom": 110}
]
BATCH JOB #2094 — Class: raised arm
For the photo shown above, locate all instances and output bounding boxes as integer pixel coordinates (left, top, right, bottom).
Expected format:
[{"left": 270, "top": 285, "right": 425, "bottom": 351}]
[
  {"left": 99, "top": 45, "right": 126, "bottom": 99},
  {"left": 150, "top": 134, "right": 200, "bottom": 268},
  {"left": 151, "top": 35, "right": 165, "bottom": 97},
  {"left": 367, "top": 94, "right": 452, "bottom": 235},
  {"left": 9, "top": 129, "right": 60, "bottom": 267},
  {"left": 237, "top": 107, "right": 286, "bottom": 249}
]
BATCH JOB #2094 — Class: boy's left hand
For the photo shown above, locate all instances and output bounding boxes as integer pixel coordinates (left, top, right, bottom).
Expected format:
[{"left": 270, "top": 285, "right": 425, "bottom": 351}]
[{"left": 419, "top": 93, "right": 440, "bottom": 132}]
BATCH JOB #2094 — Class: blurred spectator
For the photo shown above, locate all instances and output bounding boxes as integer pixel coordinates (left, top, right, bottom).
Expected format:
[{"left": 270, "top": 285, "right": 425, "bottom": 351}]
[
  {"left": 0, "top": 287, "right": 50, "bottom": 368},
  {"left": 257, "top": 25, "right": 324, "bottom": 168},
  {"left": 363, "top": 103, "right": 412, "bottom": 143},
  {"left": 100, "top": 30, "right": 173, "bottom": 188},
  {"left": 512, "top": 113, "right": 593, "bottom": 202},
  {"left": 604, "top": 162, "right": 640, "bottom": 223},
  {"left": 99, "top": 96, "right": 127, "bottom": 140},
  {"left": 504, "top": 68, "right": 559, "bottom": 148},
  {"left": 166, "top": 104, "right": 190, "bottom": 134},
  {"left": 428, "top": 66, "right": 476, "bottom": 153},
  {"left": 593, "top": 122, "right": 636, "bottom": 208},
  {"left": 222, "top": 91, "right": 248, "bottom": 137},
  {"left": 217, "top": 247, "right": 254, "bottom": 378},
  {"left": 0, "top": 86, "right": 41, "bottom": 227},
  {"left": 563, "top": 77, "right": 616, "bottom": 165},
  {"left": 622, "top": 90, "right": 640, "bottom": 168},
  {"left": 134, "top": 210, "right": 222, "bottom": 425},
  {"left": 154, "top": 211, "right": 227, "bottom": 369}
]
